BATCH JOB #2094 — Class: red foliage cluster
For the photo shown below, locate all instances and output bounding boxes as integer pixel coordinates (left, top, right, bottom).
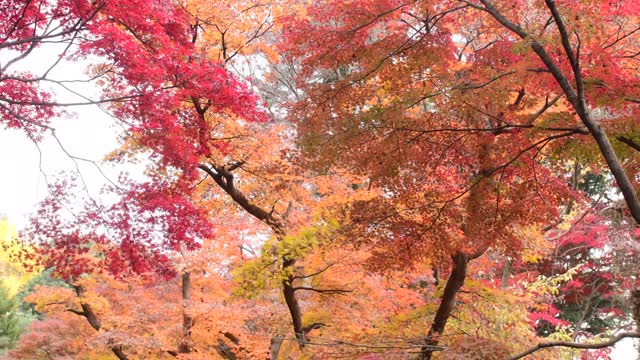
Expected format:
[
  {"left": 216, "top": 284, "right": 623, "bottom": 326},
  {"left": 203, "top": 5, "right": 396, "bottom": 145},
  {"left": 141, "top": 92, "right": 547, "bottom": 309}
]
[{"left": 4, "top": 0, "right": 266, "bottom": 280}]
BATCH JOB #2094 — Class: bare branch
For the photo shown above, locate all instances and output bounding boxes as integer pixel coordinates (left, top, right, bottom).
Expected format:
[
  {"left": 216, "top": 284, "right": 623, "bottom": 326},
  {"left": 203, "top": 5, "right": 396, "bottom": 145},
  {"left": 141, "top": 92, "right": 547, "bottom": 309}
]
[
  {"left": 617, "top": 136, "right": 640, "bottom": 153},
  {"left": 66, "top": 308, "right": 85, "bottom": 316},
  {"left": 293, "top": 263, "right": 336, "bottom": 280},
  {"left": 292, "top": 286, "right": 352, "bottom": 295},
  {"left": 508, "top": 332, "right": 640, "bottom": 360}
]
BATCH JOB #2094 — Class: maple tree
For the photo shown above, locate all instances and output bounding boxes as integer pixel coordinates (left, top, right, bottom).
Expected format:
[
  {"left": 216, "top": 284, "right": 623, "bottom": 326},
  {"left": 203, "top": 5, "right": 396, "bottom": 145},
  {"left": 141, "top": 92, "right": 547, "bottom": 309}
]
[
  {"left": 2, "top": 0, "right": 268, "bottom": 358},
  {"left": 2, "top": 0, "right": 640, "bottom": 359},
  {"left": 533, "top": 215, "right": 625, "bottom": 336},
  {"left": 281, "top": 0, "right": 640, "bottom": 358},
  {"left": 4, "top": 0, "right": 353, "bottom": 358}
]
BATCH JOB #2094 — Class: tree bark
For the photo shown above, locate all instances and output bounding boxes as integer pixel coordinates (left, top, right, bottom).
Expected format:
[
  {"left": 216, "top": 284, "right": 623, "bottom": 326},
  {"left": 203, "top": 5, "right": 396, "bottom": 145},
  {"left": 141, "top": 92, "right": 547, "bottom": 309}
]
[
  {"left": 282, "top": 258, "right": 305, "bottom": 343},
  {"left": 178, "top": 272, "right": 194, "bottom": 354},
  {"left": 269, "top": 335, "right": 285, "bottom": 360},
  {"left": 500, "top": 258, "right": 511, "bottom": 289},
  {"left": 418, "top": 252, "right": 469, "bottom": 360}
]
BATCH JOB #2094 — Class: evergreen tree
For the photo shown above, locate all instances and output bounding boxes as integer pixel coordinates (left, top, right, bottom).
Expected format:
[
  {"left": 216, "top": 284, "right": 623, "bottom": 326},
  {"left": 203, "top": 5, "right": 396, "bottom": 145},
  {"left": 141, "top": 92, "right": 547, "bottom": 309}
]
[{"left": 0, "top": 285, "right": 19, "bottom": 351}]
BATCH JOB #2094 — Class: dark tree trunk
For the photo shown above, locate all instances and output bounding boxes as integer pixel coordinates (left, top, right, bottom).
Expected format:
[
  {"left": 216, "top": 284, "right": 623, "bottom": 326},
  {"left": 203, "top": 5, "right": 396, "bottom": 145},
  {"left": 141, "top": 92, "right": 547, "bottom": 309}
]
[
  {"left": 418, "top": 252, "right": 469, "bottom": 360},
  {"left": 72, "top": 285, "right": 129, "bottom": 360},
  {"left": 199, "top": 163, "right": 306, "bottom": 346},
  {"left": 282, "top": 258, "right": 305, "bottom": 344}
]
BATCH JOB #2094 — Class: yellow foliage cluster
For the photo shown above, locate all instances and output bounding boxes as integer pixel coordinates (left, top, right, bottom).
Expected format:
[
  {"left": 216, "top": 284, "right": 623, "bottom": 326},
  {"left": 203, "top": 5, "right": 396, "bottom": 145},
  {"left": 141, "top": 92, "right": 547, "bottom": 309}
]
[{"left": 0, "top": 218, "right": 39, "bottom": 296}]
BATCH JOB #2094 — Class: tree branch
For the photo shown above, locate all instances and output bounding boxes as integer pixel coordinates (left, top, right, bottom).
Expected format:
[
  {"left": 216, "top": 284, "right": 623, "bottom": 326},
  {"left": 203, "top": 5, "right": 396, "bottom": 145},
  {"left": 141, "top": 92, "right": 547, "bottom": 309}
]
[
  {"left": 293, "top": 263, "right": 336, "bottom": 280},
  {"left": 543, "top": 0, "right": 584, "bottom": 99},
  {"left": 292, "top": 286, "right": 352, "bottom": 295},
  {"left": 66, "top": 308, "right": 85, "bottom": 316},
  {"left": 471, "top": 0, "right": 640, "bottom": 224},
  {"left": 617, "top": 136, "right": 640, "bottom": 153},
  {"left": 508, "top": 332, "right": 640, "bottom": 360}
]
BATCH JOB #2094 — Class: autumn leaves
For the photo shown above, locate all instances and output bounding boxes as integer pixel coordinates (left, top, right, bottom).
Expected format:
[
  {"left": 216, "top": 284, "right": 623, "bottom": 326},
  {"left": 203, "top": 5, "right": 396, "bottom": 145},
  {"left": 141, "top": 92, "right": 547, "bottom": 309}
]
[{"left": 2, "top": 0, "right": 640, "bottom": 359}]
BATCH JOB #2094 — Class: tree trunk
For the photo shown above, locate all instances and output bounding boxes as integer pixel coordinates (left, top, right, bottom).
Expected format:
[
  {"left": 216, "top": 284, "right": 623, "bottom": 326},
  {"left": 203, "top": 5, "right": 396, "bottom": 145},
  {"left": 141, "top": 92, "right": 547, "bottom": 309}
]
[
  {"left": 178, "top": 272, "right": 194, "bottom": 354},
  {"left": 270, "top": 335, "right": 285, "bottom": 360},
  {"left": 418, "top": 252, "right": 469, "bottom": 360},
  {"left": 72, "top": 285, "right": 129, "bottom": 360},
  {"left": 418, "top": 132, "right": 495, "bottom": 359},
  {"left": 577, "top": 110, "right": 640, "bottom": 224},
  {"left": 282, "top": 258, "right": 305, "bottom": 344},
  {"left": 500, "top": 258, "right": 511, "bottom": 289},
  {"left": 199, "top": 163, "right": 306, "bottom": 345}
]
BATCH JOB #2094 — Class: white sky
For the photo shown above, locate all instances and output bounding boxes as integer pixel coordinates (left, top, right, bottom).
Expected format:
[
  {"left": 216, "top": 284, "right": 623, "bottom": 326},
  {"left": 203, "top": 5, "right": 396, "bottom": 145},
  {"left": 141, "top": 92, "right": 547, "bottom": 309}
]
[
  {"left": 0, "top": 45, "right": 118, "bottom": 229},
  {"left": 612, "top": 338, "right": 636, "bottom": 358}
]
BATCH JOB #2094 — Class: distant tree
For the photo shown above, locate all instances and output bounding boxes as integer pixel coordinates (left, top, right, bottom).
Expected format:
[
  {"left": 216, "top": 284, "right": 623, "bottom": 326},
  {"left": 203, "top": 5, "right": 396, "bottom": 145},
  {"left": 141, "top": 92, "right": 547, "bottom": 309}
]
[{"left": 0, "top": 286, "right": 20, "bottom": 351}]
